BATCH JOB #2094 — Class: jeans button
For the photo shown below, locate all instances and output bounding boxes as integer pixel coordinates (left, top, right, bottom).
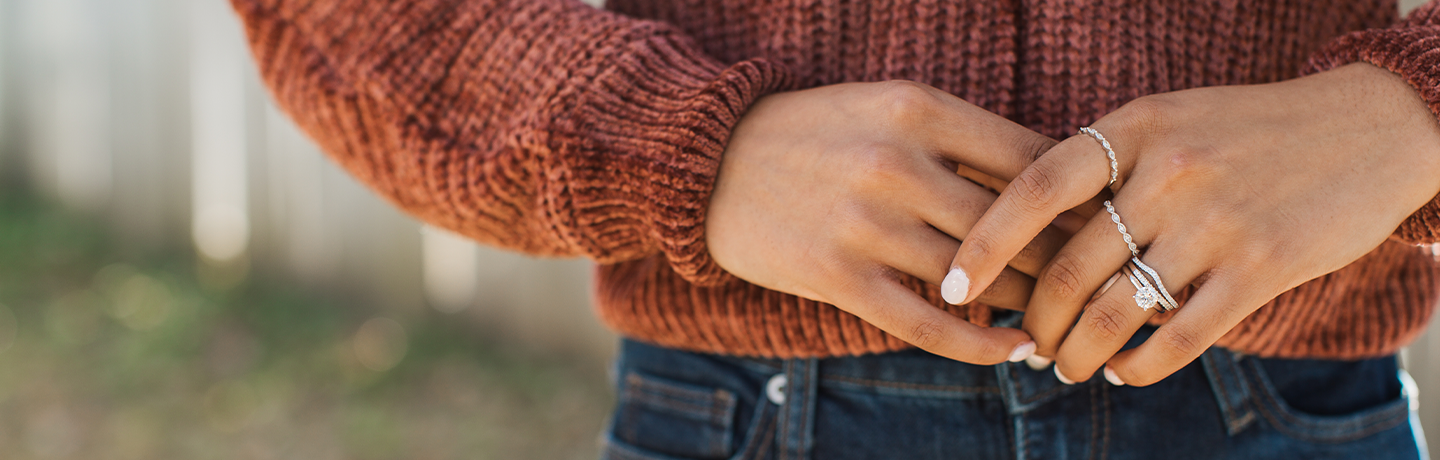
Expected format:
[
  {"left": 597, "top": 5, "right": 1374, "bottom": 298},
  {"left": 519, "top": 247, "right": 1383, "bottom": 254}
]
[{"left": 766, "top": 374, "right": 787, "bottom": 405}]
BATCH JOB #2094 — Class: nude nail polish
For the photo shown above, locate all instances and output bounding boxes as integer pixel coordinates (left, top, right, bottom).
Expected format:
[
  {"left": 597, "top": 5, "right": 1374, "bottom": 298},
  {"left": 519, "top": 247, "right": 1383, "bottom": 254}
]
[
  {"left": 1055, "top": 366, "right": 1076, "bottom": 385},
  {"left": 1103, "top": 366, "right": 1127, "bottom": 386},
  {"left": 1008, "top": 341, "right": 1036, "bottom": 363},
  {"left": 1025, "top": 354, "right": 1053, "bottom": 371}
]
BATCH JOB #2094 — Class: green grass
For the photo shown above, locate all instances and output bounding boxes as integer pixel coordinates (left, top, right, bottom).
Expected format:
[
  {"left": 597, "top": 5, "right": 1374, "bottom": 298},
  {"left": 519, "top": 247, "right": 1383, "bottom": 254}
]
[{"left": 0, "top": 193, "right": 613, "bottom": 459}]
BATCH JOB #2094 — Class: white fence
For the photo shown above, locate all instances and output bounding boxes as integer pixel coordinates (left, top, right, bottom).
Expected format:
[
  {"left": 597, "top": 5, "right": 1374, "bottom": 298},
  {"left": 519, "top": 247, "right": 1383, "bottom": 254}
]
[
  {"left": 0, "top": 0, "right": 614, "bottom": 362},
  {"left": 3, "top": 0, "right": 1440, "bottom": 454}
]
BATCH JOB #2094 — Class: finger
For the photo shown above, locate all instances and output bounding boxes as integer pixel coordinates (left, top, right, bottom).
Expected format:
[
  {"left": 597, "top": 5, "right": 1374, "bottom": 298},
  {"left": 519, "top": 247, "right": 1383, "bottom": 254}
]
[
  {"left": 1023, "top": 200, "right": 1148, "bottom": 356},
  {"left": 904, "top": 83, "right": 1060, "bottom": 181},
  {"left": 1106, "top": 274, "right": 1272, "bottom": 387},
  {"left": 946, "top": 130, "right": 1137, "bottom": 306},
  {"left": 917, "top": 170, "right": 1068, "bottom": 277},
  {"left": 875, "top": 226, "right": 1036, "bottom": 311},
  {"left": 841, "top": 277, "right": 1035, "bottom": 365},
  {"left": 976, "top": 266, "right": 1036, "bottom": 312},
  {"left": 1053, "top": 243, "right": 1209, "bottom": 385}
]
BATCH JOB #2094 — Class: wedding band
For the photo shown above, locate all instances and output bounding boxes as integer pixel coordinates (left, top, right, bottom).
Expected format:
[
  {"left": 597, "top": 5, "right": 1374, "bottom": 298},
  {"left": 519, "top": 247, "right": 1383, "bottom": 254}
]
[
  {"left": 1101, "top": 200, "right": 1179, "bottom": 312},
  {"left": 1122, "top": 258, "right": 1178, "bottom": 312},
  {"left": 1103, "top": 200, "right": 1140, "bottom": 257},
  {"left": 1078, "top": 127, "right": 1119, "bottom": 188}
]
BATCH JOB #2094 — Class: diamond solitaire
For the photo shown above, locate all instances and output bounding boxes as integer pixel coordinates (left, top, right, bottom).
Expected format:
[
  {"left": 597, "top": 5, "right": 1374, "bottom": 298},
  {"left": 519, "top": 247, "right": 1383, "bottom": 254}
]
[{"left": 1133, "top": 287, "right": 1160, "bottom": 311}]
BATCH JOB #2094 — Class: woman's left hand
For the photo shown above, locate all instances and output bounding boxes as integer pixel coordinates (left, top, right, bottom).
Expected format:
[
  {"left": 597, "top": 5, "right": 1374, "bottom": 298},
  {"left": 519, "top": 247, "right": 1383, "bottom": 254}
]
[{"left": 943, "top": 63, "right": 1440, "bottom": 386}]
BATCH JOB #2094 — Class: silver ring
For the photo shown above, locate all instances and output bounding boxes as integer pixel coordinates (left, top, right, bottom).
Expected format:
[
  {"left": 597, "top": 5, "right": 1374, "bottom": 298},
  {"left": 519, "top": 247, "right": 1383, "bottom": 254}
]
[
  {"left": 1078, "top": 127, "right": 1118, "bottom": 188},
  {"left": 1103, "top": 200, "right": 1139, "bottom": 257},
  {"left": 1123, "top": 258, "right": 1178, "bottom": 312}
]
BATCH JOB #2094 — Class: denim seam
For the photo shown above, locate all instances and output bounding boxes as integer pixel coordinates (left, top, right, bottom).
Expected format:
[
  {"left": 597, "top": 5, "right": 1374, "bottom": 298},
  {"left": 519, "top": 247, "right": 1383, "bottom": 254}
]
[
  {"left": 602, "top": 435, "right": 685, "bottom": 460},
  {"left": 1202, "top": 350, "right": 1257, "bottom": 435},
  {"left": 626, "top": 373, "right": 733, "bottom": 410},
  {"left": 799, "top": 359, "right": 817, "bottom": 460},
  {"left": 1101, "top": 384, "right": 1111, "bottom": 460},
  {"left": 1019, "top": 382, "right": 1073, "bottom": 406},
  {"left": 1243, "top": 360, "right": 1408, "bottom": 443},
  {"left": 1082, "top": 383, "right": 1094, "bottom": 460},
  {"left": 736, "top": 401, "right": 776, "bottom": 460},
  {"left": 1244, "top": 359, "right": 1408, "bottom": 428},
  {"left": 819, "top": 375, "right": 1002, "bottom": 394},
  {"left": 779, "top": 360, "right": 794, "bottom": 460},
  {"left": 622, "top": 382, "right": 735, "bottom": 426}
]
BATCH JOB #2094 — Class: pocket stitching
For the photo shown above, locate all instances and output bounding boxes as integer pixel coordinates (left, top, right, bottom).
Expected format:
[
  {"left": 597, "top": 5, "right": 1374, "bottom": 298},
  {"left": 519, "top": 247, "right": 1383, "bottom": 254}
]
[
  {"left": 618, "top": 372, "right": 739, "bottom": 459},
  {"left": 1243, "top": 359, "right": 1408, "bottom": 443}
]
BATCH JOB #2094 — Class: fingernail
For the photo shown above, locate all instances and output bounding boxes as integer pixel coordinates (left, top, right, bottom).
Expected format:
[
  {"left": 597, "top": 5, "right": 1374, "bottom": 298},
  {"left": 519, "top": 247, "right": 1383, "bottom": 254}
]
[
  {"left": 1025, "top": 354, "right": 1053, "bottom": 371},
  {"left": 941, "top": 268, "right": 970, "bottom": 305},
  {"left": 1007, "top": 341, "right": 1036, "bottom": 363},
  {"left": 1055, "top": 366, "right": 1076, "bottom": 385},
  {"left": 1103, "top": 366, "right": 1126, "bottom": 386}
]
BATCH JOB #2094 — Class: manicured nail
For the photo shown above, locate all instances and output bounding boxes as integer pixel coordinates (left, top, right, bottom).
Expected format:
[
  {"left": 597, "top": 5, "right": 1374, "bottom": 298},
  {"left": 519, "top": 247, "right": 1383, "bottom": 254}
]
[
  {"left": 1103, "top": 366, "right": 1126, "bottom": 386},
  {"left": 1025, "top": 354, "right": 1053, "bottom": 371},
  {"left": 941, "top": 268, "right": 970, "bottom": 305},
  {"left": 1055, "top": 366, "right": 1076, "bottom": 385},
  {"left": 1007, "top": 341, "right": 1036, "bottom": 363}
]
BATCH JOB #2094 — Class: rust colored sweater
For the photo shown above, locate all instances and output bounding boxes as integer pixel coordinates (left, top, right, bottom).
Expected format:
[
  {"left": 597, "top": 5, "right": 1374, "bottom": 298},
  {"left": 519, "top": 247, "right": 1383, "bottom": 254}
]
[{"left": 232, "top": 0, "right": 1440, "bottom": 359}]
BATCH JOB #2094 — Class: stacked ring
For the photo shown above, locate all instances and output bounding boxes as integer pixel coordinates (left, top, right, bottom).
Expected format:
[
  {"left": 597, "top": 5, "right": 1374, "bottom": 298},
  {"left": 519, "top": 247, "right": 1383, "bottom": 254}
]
[
  {"left": 1084, "top": 126, "right": 1181, "bottom": 313},
  {"left": 1122, "top": 257, "right": 1178, "bottom": 312}
]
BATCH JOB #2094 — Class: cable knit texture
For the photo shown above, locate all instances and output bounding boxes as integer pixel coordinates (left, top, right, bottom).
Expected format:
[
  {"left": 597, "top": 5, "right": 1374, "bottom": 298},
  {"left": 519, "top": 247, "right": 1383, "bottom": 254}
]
[{"left": 233, "top": 0, "right": 1440, "bottom": 360}]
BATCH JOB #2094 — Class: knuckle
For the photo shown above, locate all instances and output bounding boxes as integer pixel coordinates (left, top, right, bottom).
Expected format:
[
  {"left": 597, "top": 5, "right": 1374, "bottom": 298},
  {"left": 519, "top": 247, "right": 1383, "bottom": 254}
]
[
  {"left": 1082, "top": 299, "right": 1130, "bottom": 343},
  {"left": 1113, "top": 95, "right": 1176, "bottom": 140},
  {"left": 969, "top": 335, "right": 1007, "bottom": 365},
  {"left": 979, "top": 269, "right": 1022, "bottom": 301},
  {"left": 1155, "top": 325, "right": 1207, "bottom": 362},
  {"left": 1040, "top": 253, "right": 1088, "bottom": 300},
  {"left": 1015, "top": 134, "right": 1059, "bottom": 168},
  {"left": 906, "top": 318, "right": 947, "bottom": 350},
  {"left": 1010, "top": 161, "right": 1064, "bottom": 212},
  {"left": 876, "top": 80, "right": 938, "bottom": 124},
  {"left": 961, "top": 234, "right": 998, "bottom": 265}
]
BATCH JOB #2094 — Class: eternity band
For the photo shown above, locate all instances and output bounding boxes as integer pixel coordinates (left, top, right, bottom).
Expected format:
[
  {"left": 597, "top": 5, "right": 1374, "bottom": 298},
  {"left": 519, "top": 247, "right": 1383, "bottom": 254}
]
[{"left": 1078, "top": 127, "right": 1119, "bottom": 188}]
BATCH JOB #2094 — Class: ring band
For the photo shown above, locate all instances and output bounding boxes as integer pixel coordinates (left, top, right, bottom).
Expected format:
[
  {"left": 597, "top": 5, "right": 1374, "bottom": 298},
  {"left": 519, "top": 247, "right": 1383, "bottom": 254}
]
[
  {"left": 1123, "top": 258, "right": 1178, "bottom": 312},
  {"left": 1078, "top": 127, "right": 1119, "bottom": 188},
  {"left": 1101, "top": 199, "right": 1179, "bottom": 312},
  {"left": 1103, "top": 200, "right": 1140, "bottom": 257}
]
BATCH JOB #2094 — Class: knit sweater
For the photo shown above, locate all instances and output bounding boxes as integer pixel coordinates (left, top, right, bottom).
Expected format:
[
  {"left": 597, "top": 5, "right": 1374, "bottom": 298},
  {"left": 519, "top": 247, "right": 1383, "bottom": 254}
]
[{"left": 232, "top": 0, "right": 1440, "bottom": 360}]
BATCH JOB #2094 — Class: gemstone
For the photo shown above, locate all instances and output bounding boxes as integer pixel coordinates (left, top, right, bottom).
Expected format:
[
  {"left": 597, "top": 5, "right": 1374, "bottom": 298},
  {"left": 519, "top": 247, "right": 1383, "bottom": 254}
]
[{"left": 1133, "top": 287, "right": 1159, "bottom": 310}]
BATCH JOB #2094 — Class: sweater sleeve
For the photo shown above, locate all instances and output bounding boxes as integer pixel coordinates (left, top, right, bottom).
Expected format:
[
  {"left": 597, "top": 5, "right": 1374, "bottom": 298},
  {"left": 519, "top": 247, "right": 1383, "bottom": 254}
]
[
  {"left": 1308, "top": 2, "right": 1440, "bottom": 244},
  {"left": 230, "top": 0, "right": 791, "bottom": 285}
]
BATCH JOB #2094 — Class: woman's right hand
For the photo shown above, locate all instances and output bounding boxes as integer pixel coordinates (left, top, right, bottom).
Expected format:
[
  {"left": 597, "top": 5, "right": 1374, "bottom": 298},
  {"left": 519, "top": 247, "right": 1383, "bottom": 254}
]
[{"left": 706, "top": 81, "right": 1068, "bottom": 364}]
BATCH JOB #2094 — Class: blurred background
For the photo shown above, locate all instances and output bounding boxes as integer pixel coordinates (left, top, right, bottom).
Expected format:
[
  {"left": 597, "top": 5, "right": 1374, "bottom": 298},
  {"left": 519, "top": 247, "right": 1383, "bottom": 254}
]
[
  {"left": 0, "top": 0, "right": 1439, "bottom": 459},
  {"left": 0, "top": 0, "right": 616, "bottom": 458}
]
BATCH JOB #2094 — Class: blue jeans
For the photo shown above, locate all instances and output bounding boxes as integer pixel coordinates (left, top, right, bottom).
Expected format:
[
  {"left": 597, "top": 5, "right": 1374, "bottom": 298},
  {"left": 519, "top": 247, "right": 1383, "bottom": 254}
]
[{"left": 600, "top": 313, "right": 1423, "bottom": 460}]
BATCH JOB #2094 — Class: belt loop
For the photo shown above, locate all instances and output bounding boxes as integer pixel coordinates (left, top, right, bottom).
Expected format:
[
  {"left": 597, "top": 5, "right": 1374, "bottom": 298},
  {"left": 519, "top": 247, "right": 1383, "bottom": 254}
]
[
  {"left": 1200, "top": 347, "right": 1257, "bottom": 435},
  {"left": 776, "top": 358, "right": 817, "bottom": 460}
]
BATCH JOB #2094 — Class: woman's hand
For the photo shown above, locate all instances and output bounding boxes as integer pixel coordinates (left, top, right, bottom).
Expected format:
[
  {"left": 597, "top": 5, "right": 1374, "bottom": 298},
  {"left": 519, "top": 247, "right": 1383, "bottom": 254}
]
[
  {"left": 707, "top": 81, "right": 1070, "bottom": 364},
  {"left": 944, "top": 63, "right": 1440, "bottom": 383}
]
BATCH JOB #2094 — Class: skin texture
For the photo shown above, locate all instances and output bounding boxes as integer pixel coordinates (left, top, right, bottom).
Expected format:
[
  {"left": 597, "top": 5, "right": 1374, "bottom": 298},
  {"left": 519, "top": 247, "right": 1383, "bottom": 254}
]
[
  {"left": 948, "top": 63, "right": 1440, "bottom": 385},
  {"left": 705, "top": 80, "right": 1073, "bottom": 365}
]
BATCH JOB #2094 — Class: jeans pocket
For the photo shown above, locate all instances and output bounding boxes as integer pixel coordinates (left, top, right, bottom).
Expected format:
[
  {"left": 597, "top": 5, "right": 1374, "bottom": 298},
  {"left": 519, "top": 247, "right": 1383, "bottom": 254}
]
[
  {"left": 1242, "top": 357, "right": 1409, "bottom": 443},
  {"left": 605, "top": 372, "right": 739, "bottom": 460}
]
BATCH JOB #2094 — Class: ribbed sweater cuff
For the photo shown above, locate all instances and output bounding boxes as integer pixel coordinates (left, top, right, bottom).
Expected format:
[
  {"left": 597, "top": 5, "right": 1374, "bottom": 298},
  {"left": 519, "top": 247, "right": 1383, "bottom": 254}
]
[
  {"left": 1308, "top": 26, "right": 1440, "bottom": 244},
  {"left": 546, "top": 39, "right": 793, "bottom": 286}
]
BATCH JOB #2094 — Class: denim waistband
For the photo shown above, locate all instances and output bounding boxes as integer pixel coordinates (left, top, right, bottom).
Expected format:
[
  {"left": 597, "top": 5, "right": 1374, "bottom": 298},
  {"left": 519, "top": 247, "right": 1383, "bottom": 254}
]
[{"left": 606, "top": 310, "right": 1417, "bottom": 460}]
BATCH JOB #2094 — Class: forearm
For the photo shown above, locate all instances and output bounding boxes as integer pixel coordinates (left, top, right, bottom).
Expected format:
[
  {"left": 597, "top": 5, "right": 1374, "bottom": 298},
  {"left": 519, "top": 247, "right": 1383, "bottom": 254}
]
[{"left": 232, "top": 0, "right": 790, "bottom": 283}]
